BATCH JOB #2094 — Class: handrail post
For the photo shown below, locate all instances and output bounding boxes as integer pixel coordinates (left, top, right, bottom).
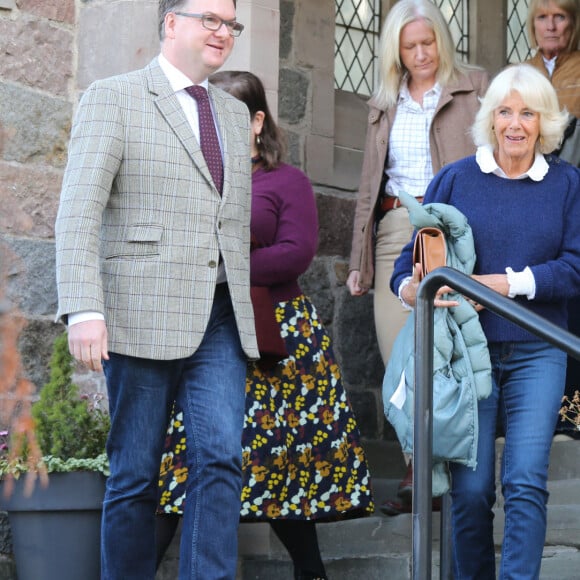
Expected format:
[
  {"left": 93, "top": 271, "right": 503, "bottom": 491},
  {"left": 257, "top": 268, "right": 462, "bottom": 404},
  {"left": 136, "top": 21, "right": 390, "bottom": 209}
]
[{"left": 413, "top": 273, "right": 440, "bottom": 580}]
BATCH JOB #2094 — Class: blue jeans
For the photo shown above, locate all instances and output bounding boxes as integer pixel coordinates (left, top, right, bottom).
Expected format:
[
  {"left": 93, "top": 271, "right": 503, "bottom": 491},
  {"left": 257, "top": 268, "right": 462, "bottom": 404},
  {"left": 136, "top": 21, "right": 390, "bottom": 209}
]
[
  {"left": 450, "top": 341, "right": 565, "bottom": 580},
  {"left": 101, "top": 285, "right": 247, "bottom": 579}
]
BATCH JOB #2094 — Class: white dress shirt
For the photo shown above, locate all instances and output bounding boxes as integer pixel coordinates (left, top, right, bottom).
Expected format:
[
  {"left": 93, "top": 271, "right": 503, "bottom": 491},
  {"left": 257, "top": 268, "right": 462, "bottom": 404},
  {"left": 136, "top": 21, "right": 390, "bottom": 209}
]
[{"left": 385, "top": 79, "right": 442, "bottom": 198}]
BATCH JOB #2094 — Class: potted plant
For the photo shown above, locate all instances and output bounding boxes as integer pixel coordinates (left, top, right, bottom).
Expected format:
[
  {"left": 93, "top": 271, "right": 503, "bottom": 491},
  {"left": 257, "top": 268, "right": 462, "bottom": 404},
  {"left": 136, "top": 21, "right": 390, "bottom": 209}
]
[{"left": 0, "top": 331, "right": 110, "bottom": 580}]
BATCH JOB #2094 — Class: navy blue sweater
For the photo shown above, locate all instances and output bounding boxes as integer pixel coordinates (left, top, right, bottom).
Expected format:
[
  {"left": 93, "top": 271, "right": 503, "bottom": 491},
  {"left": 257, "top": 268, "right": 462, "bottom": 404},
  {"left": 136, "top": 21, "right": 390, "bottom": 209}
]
[{"left": 391, "top": 155, "right": 580, "bottom": 342}]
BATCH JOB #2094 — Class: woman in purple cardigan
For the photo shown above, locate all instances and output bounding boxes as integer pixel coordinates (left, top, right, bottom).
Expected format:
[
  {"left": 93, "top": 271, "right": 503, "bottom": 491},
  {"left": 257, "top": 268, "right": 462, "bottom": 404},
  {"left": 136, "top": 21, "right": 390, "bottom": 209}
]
[{"left": 156, "top": 71, "right": 374, "bottom": 580}]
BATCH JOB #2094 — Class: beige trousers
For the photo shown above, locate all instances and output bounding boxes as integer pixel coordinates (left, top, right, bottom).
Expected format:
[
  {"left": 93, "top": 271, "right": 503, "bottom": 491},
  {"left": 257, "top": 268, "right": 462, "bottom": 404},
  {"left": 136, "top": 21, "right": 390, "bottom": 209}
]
[
  {"left": 374, "top": 208, "right": 414, "bottom": 467},
  {"left": 373, "top": 207, "right": 413, "bottom": 365}
]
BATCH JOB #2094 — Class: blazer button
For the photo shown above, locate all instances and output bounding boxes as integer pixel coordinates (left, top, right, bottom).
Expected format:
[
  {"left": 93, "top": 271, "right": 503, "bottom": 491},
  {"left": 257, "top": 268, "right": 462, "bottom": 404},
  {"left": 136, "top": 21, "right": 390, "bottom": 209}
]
[{"left": 208, "top": 260, "right": 217, "bottom": 268}]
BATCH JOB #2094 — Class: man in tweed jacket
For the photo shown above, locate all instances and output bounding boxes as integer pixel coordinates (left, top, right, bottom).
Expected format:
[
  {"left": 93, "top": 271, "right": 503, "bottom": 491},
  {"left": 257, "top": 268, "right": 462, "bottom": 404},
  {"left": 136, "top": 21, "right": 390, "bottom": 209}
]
[{"left": 55, "top": 0, "right": 258, "bottom": 577}]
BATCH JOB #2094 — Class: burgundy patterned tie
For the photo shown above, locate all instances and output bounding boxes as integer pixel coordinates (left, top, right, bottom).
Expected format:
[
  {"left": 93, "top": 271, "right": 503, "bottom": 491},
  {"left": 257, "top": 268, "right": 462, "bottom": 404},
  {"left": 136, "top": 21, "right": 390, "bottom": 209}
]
[{"left": 185, "top": 85, "right": 224, "bottom": 193}]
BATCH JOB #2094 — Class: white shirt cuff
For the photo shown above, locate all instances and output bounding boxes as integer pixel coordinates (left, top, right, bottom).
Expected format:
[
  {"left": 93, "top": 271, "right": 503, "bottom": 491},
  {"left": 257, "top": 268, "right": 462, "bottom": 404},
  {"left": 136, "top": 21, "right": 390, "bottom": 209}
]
[
  {"left": 505, "top": 266, "right": 536, "bottom": 300},
  {"left": 398, "top": 276, "right": 414, "bottom": 310},
  {"left": 68, "top": 311, "right": 105, "bottom": 326}
]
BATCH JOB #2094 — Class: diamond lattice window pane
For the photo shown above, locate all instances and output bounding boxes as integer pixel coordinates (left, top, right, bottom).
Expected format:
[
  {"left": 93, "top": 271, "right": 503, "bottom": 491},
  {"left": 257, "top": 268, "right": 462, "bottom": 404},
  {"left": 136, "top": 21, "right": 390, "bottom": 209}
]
[
  {"left": 334, "top": 0, "right": 381, "bottom": 96},
  {"left": 507, "top": 0, "right": 532, "bottom": 63}
]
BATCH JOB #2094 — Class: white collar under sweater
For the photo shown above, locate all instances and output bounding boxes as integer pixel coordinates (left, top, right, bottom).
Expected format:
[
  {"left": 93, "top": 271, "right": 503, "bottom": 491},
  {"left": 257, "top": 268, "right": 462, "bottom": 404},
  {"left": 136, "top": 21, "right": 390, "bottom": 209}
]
[{"left": 476, "top": 144, "right": 549, "bottom": 182}]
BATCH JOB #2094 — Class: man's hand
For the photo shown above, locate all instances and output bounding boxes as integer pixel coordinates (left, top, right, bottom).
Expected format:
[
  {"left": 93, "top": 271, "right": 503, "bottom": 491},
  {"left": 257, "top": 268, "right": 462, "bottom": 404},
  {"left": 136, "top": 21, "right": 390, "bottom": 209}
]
[{"left": 67, "top": 319, "right": 109, "bottom": 372}]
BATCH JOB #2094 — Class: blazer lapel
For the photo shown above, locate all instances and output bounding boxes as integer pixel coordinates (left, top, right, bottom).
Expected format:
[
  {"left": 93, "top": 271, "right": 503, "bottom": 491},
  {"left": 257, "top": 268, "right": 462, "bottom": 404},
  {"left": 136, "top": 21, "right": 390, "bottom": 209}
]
[
  {"left": 208, "top": 85, "right": 234, "bottom": 202},
  {"left": 146, "top": 60, "right": 217, "bottom": 192}
]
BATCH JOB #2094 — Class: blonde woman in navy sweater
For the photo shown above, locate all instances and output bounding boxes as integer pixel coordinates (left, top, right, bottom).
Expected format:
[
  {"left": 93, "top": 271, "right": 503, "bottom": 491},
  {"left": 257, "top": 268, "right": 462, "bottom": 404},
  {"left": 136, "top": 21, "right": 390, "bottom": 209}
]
[{"left": 391, "top": 64, "right": 580, "bottom": 579}]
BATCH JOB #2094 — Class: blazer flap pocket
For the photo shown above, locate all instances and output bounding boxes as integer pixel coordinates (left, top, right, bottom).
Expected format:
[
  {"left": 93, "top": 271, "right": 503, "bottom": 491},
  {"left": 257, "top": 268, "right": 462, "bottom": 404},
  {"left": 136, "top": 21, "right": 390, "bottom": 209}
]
[{"left": 127, "top": 224, "right": 164, "bottom": 243}]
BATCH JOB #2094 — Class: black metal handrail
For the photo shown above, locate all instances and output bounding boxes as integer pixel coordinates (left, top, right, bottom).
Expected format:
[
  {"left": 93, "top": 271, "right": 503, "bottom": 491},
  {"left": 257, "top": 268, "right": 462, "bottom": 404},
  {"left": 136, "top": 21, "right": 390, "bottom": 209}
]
[{"left": 413, "top": 267, "right": 580, "bottom": 580}]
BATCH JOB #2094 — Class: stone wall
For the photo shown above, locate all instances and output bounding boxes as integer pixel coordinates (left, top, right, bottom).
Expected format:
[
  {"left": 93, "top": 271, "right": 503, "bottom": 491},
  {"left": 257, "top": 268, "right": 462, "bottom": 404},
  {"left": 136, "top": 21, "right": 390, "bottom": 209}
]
[{"left": 0, "top": 0, "right": 74, "bottom": 398}]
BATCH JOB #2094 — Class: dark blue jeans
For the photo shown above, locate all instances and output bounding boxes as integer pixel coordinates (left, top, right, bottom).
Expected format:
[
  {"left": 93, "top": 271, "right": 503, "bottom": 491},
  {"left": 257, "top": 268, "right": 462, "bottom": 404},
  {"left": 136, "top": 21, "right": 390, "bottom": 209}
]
[
  {"left": 101, "top": 285, "right": 247, "bottom": 579},
  {"left": 450, "top": 341, "right": 566, "bottom": 580}
]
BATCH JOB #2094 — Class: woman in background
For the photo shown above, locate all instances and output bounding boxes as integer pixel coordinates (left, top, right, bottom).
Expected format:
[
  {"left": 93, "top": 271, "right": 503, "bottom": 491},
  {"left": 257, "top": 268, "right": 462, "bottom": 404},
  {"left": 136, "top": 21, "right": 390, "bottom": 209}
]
[
  {"left": 526, "top": 0, "right": 580, "bottom": 119},
  {"left": 347, "top": 0, "right": 489, "bottom": 515},
  {"left": 157, "top": 71, "right": 374, "bottom": 580}
]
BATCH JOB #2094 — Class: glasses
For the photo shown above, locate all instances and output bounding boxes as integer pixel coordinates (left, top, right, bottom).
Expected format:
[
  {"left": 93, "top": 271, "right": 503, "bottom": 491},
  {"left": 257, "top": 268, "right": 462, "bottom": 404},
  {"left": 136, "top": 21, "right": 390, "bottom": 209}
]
[{"left": 173, "top": 11, "right": 244, "bottom": 37}]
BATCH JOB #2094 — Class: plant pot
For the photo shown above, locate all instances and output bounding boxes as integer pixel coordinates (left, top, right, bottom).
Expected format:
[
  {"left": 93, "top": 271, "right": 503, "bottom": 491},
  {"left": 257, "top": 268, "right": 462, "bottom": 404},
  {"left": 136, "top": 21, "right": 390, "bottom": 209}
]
[{"left": 0, "top": 471, "right": 106, "bottom": 580}]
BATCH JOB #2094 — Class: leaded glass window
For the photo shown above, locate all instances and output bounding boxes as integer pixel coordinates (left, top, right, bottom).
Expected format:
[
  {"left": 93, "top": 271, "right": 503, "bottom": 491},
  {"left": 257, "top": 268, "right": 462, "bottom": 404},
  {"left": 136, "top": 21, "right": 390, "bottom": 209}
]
[
  {"left": 507, "top": 0, "right": 532, "bottom": 63},
  {"left": 335, "top": 0, "right": 381, "bottom": 96}
]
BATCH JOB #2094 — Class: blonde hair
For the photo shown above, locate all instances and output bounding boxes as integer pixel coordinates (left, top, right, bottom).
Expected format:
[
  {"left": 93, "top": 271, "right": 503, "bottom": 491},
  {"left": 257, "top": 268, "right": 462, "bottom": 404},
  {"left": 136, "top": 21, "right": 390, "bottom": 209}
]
[
  {"left": 372, "top": 0, "right": 466, "bottom": 109},
  {"left": 471, "top": 64, "right": 569, "bottom": 154},
  {"left": 526, "top": 0, "right": 580, "bottom": 52}
]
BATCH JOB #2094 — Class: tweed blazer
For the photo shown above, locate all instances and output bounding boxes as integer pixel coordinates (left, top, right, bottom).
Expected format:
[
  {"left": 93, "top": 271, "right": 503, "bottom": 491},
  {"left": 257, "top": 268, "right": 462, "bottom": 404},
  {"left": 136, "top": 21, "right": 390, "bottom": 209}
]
[
  {"left": 55, "top": 57, "right": 259, "bottom": 361},
  {"left": 348, "top": 68, "right": 489, "bottom": 289}
]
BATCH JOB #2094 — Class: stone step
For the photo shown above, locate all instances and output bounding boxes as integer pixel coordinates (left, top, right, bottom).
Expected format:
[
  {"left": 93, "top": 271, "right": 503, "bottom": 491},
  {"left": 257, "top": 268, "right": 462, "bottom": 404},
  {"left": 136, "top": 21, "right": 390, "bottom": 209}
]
[
  {"left": 371, "top": 477, "right": 580, "bottom": 513},
  {"left": 231, "top": 438, "right": 580, "bottom": 580},
  {"left": 154, "top": 438, "right": 580, "bottom": 580},
  {"left": 363, "top": 437, "right": 580, "bottom": 481},
  {"left": 236, "top": 507, "right": 580, "bottom": 580},
  {"left": 238, "top": 547, "right": 580, "bottom": 580}
]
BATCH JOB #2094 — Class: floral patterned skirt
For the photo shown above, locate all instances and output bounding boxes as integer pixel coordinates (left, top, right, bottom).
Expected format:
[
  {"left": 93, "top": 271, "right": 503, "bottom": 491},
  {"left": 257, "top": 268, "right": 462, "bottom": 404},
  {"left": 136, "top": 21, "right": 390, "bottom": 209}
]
[{"left": 158, "top": 294, "right": 374, "bottom": 521}]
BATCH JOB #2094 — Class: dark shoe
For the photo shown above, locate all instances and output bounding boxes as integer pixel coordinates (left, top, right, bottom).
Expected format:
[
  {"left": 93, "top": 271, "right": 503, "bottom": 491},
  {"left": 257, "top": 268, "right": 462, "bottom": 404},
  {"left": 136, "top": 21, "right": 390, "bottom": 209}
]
[
  {"left": 294, "top": 571, "right": 328, "bottom": 580},
  {"left": 397, "top": 462, "right": 413, "bottom": 502},
  {"left": 380, "top": 497, "right": 442, "bottom": 517},
  {"left": 380, "top": 499, "right": 411, "bottom": 516}
]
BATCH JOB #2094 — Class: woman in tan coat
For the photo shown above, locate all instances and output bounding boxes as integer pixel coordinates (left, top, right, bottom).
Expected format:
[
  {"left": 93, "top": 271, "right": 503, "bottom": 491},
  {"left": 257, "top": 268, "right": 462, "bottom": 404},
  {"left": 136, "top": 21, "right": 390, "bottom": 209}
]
[
  {"left": 347, "top": 0, "right": 489, "bottom": 514},
  {"left": 525, "top": 0, "right": 580, "bottom": 119}
]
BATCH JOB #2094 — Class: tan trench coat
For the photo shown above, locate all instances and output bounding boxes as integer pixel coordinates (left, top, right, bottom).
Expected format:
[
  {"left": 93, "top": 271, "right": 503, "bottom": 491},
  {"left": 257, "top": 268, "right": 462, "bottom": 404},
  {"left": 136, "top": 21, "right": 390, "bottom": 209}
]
[{"left": 348, "top": 69, "right": 489, "bottom": 289}]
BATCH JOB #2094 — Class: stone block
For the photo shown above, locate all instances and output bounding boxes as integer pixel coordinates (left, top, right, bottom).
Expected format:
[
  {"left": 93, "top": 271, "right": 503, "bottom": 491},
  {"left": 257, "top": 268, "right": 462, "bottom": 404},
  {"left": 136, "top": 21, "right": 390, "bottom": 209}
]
[
  {"left": 293, "top": 0, "right": 333, "bottom": 69},
  {"left": 2, "top": 237, "right": 57, "bottom": 319},
  {"left": 332, "top": 145, "right": 364, "bottom": 191},
  {"left": 0, "top": 161, "right": 62, "bottom": 238},
  {"left": 335, "top": 89, "right": 368, "bottom": 149},
  {"left": 279, "top": 68, "right": 308, "bottom": 125},
  {"left": 19, "top": 319, "right": 65, "bottom": 393},
  {"left": 299, "top": 258, "right": 334, "bottom": 325},
  {"left": 348, "top": 389, "right": 380, "bottom": 439},
  {"left": 18, "top": 0, "right": 74, "bottom": 23},
  {"left": 305, "top": 134, "right": 333, "bottom": 184},
  {"left": 284, "top": 129, "right": 301, "bottom": 167},
  {"left": 244, "top": 3, "right": 280, "bottom": 85},
  {"left": 315, "top": 193, "right": 355, "bottom": 257},
  {"left": 334, "top": 260, "right": 349, "bottom": 285},
  {"left": 0, "top": 20, "right": 73, "bottom": 97},
  {"left": 77, "top": 0, "right": 158, "bottom": 88},
  {"left": 279, "top": 0, "right": 294, "bottom": 60},
  {"left": 310, "top": 68, "right": 334, "bottom": 138},
  {"left": 334, "top": 292, "right": 382, "bottom": 389},
  {"left": 0, "top": 83, "right": 71, "bottom": 167}
]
